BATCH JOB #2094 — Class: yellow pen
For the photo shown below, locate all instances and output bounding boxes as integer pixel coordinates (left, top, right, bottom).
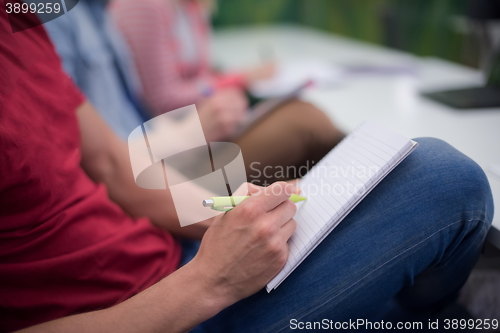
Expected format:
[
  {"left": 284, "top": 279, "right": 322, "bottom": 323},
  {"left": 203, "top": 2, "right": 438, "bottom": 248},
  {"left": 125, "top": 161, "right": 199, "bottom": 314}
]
[{"left": 202, "top": 194, "right": 306, "bottom": 212}]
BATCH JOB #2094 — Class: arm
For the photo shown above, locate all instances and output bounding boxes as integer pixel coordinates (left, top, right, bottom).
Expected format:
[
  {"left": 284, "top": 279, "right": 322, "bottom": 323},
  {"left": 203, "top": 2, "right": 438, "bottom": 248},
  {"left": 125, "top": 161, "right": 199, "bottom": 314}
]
[
  {"left": 17, "top": 179, "right": 298, "bottom": 333},
  {"left": 77, "top": 100, "right": 208, "bottom": 239},
  {"left": 43, "top": 15, "right": 79, "bottom": 81},
  {"left": 16, "top": 262, "right": 224, "bottom": 333}
]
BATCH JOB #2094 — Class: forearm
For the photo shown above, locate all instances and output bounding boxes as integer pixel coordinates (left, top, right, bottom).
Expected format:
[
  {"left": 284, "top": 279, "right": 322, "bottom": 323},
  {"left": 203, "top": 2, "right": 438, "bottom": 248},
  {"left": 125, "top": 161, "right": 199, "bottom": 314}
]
[{"left": 17, "top": 261, "right": 230, "bottom": 333}]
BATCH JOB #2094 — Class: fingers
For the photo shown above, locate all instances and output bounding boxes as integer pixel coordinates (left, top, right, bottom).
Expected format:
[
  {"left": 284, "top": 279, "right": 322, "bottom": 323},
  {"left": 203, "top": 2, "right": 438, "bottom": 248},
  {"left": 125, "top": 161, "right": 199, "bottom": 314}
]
[
  {"left": 204, "top": 102, "right": 244, "bottom": 138},
  {"left": 285, "top": 179, "right": 301, "bottom": 193},
  {"left": 246, "top": 183, "right": 262, "bottom": 195},
  {"left": 210, "top": 91, "right": 247, "bottom": 128},
  {"left": 267, "top": 199, "right": 297, "bottom": 227},
  {"left": 247, "top": 182, "right": 296, "bottom": 213}
]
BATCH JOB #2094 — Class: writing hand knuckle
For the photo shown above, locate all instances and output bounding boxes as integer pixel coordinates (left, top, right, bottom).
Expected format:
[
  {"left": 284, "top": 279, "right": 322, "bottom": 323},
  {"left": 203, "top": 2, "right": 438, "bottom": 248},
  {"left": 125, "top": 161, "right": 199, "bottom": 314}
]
[
  {"left": 274, "top": 181, "right": 287, "bottom": 189},
  {"left": 241, "top": 202, "right": 258, "bottom": 218}
]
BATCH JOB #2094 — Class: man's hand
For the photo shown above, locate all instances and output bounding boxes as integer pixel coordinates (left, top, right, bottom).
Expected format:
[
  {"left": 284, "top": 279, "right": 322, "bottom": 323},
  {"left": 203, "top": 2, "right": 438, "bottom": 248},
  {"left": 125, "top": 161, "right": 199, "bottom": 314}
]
[
  {"left": 18, "top": 182, "right": 300, "bottom": 333},
  {"left": 243, "top": 62, "right": 276, "bottom": 84},
  {"left": 198, "top": 87, "right": 248, "bottom": 141},
  {"left": 189, "top": 182, "right": 298, "bottom": 305}
]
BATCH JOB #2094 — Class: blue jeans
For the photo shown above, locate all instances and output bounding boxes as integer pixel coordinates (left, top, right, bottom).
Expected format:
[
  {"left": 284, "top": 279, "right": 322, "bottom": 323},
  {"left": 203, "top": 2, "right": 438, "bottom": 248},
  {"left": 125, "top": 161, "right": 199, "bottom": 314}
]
[{"left": 188, "top": 138, "right": 494, "bottom": 332}]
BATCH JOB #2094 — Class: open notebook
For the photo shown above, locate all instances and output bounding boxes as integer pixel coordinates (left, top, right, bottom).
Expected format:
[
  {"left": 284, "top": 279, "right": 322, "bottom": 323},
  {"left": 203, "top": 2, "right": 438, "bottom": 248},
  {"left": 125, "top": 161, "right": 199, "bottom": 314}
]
[{"left": 266, "top": 122, "right": 418, "bottom": 292}]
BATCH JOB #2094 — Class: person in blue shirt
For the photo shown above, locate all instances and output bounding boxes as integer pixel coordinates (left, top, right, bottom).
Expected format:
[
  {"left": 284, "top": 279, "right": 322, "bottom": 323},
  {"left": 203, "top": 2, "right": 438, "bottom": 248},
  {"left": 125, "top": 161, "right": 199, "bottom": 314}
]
[{"left": 44, "top": 0, "right": 145, "bottom": 140}]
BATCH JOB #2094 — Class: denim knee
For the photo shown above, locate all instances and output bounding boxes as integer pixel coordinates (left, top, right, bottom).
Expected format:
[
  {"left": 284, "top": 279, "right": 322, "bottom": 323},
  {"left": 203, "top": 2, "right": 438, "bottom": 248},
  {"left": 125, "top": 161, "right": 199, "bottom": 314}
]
[{"left": 412, "top": 137, "right": 494, "bottom": 228}]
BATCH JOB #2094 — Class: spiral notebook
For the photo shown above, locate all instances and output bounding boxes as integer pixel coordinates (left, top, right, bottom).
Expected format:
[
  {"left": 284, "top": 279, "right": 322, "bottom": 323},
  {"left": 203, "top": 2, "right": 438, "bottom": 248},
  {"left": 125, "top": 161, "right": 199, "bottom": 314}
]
[{"left": 266, "top": 122, "right": 418, "bottom": 292}]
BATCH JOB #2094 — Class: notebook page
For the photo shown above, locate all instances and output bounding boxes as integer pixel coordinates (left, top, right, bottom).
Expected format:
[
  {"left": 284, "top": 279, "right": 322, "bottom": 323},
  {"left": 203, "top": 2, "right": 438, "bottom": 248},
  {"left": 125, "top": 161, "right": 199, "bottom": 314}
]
[{"left": 266, "top": 122, "right": 416, "bottom": 291}]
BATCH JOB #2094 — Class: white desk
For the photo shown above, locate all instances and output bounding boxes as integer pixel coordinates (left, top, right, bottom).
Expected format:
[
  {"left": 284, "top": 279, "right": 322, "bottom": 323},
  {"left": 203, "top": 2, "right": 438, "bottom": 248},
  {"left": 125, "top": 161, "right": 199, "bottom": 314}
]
[{"left": 212, "top": 25, "right": 500, "bottom": 245}]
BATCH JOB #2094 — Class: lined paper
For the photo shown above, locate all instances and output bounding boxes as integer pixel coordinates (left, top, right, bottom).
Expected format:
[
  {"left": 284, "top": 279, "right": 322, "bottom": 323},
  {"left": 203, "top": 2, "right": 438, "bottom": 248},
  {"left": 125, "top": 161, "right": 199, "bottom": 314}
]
[{"left": 266, "top": 122, "right": 417, "bottom": 291}]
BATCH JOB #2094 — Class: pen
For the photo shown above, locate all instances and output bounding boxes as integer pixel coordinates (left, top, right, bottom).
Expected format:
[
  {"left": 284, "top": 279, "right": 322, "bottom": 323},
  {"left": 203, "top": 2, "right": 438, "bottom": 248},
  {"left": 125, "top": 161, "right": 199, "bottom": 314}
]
[{"left": 202, "top": 194, "right": 306, "bottom": 211}]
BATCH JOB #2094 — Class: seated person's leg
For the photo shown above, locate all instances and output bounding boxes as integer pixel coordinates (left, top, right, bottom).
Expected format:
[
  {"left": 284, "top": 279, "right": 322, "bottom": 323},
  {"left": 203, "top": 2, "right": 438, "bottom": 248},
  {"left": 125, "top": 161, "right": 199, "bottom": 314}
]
[
  {"left": 198, "top": 137, "right": 494, "bottom": 332},
  {"left": 234, "top": 99, "right": 345, "bottom": 186}
]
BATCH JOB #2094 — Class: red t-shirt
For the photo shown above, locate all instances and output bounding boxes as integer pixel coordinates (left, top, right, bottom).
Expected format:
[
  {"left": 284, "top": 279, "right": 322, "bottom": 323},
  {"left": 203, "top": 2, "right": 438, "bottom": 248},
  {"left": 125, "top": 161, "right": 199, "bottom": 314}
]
[{"left": 0, "top": 5, "right": 181, "bottom": 331}]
